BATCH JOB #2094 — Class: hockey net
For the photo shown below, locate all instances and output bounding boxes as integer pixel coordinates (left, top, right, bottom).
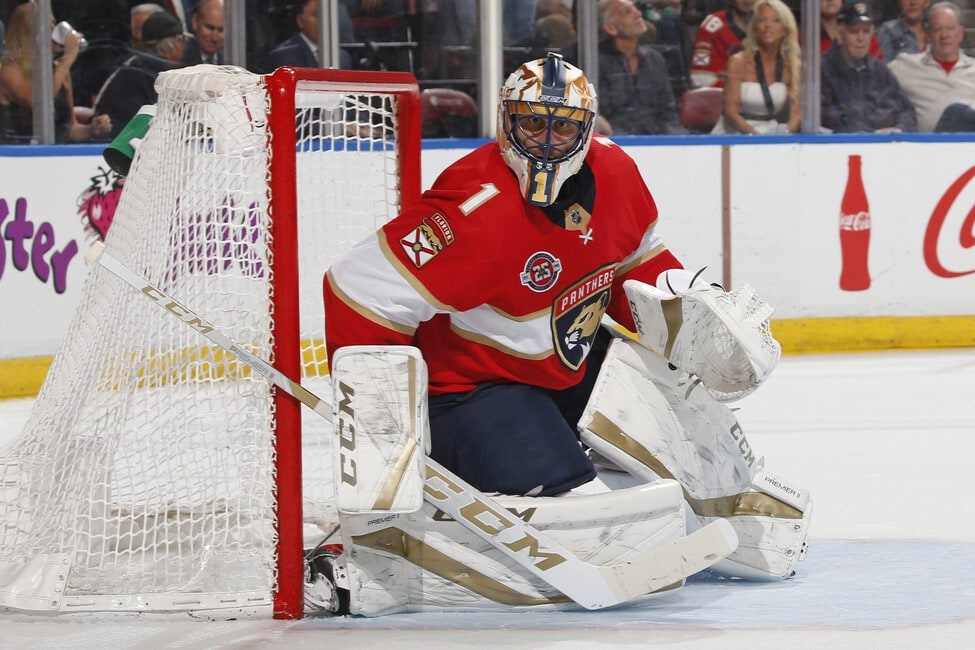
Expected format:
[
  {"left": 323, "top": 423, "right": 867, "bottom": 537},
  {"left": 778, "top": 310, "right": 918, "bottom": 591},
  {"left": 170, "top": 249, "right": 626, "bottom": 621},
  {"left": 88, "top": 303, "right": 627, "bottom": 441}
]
[{"left": 0, "top": 65, "right": 420, "bottom": 618}]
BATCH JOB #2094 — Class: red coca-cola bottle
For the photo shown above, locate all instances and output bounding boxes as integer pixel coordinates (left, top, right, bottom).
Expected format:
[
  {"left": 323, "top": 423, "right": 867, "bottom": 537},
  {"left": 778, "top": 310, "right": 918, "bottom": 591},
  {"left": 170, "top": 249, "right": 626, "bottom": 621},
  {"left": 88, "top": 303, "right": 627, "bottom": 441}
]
[{"left": 839, "top": 154, "right": 871, "bottom": 291}]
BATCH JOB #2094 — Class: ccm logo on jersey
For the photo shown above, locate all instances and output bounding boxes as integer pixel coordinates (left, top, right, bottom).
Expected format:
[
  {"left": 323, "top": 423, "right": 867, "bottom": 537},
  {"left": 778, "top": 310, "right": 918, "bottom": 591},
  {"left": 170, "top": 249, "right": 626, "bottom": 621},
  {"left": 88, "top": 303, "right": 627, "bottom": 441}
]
[
  {"left": 520, "top": 251, "right": 563, "bottom": 292},
  {"left": 399, "top": 213, "right": 455, "bottom": 268}
]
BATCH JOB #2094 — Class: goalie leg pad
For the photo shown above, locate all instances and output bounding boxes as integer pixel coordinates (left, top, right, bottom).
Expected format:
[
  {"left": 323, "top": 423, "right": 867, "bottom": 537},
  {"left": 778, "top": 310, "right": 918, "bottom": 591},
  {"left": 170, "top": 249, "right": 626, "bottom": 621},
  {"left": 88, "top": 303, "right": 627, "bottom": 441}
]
[
  {"left": 578, "top": 337, "right": 812, "bottom": 580},
  {"left": 580, "top": 338, "right": 756, "bottom": 496},
  {"left": 333, "top": 481, "right": 687, "bottom": 616},
  {"left": 706, "top": 468, "right": 813, "bottom": 580},
  {"left": 330, "top": 345, "right": 427, "bottom": 515}
]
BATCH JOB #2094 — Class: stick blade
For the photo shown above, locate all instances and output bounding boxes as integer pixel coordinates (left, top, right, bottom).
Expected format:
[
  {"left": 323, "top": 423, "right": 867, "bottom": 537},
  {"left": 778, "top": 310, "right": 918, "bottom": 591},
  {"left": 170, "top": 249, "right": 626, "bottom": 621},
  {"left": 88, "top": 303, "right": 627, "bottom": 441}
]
[{"left": 611, "top": 519, "right": 738, "bottom": 599}]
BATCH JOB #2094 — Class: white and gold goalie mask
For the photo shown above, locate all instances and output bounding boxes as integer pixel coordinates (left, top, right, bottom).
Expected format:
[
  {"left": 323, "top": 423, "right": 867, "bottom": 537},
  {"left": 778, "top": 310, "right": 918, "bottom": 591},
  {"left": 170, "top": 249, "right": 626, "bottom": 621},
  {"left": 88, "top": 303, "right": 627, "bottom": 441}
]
[{"left": 497, "top": 52, "right": 597, "bottom": 207}]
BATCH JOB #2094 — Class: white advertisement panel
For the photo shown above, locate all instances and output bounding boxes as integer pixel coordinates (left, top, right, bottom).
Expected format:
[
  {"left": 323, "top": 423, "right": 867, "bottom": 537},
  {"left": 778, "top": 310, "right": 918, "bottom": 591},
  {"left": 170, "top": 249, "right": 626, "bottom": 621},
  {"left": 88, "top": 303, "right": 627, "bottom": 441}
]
[
  {"left": 733, "top": 142, "right": 975, "bottom": 318},
  {"left": 0, "top": 152, "right": 120, "bottom": 357}
]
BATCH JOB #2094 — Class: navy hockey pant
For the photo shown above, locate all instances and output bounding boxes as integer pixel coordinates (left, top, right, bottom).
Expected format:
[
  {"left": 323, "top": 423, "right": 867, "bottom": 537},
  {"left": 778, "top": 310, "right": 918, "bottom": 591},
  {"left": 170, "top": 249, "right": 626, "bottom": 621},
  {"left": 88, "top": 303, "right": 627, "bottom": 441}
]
[{"left": 427, "top": 329, "right": 610, "bottom": 496}]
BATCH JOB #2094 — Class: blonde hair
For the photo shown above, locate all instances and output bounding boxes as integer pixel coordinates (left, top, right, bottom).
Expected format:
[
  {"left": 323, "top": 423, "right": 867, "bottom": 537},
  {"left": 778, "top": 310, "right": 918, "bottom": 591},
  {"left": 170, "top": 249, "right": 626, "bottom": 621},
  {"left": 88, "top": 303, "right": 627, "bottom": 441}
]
[
  {"left": 3, "top": 4, "right": 36, "bottom": 80},
  {"left": 743, "top": 0, "right": 801, "bottom": 99}
]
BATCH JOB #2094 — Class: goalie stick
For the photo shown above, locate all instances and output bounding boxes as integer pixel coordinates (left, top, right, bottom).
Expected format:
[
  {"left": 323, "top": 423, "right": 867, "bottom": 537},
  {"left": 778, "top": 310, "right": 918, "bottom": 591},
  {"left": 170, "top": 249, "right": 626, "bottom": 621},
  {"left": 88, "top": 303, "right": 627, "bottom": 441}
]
[{"left": 86, "top": 242, "right": 737, "bottom": 611}]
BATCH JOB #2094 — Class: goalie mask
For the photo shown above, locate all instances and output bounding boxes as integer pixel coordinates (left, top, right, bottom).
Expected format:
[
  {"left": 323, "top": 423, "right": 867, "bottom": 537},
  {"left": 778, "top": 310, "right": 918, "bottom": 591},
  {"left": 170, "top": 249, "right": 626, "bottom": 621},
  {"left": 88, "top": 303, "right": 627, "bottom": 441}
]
[{"left": 497, "top": 52, "right": 597, "bottom": 207}]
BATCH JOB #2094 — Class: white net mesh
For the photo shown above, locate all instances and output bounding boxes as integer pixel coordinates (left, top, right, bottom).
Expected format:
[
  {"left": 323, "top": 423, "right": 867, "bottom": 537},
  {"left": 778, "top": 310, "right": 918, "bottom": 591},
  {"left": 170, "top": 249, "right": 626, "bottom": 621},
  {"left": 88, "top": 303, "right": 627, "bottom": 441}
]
[{"left": 0, "top": 65, "right": 412, "bottom": 614}]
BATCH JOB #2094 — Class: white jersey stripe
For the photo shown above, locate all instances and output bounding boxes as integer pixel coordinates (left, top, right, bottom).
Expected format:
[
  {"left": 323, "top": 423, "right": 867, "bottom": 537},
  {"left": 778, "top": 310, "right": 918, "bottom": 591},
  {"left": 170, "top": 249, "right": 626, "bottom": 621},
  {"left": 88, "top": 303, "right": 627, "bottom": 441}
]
[
  {"left": 618, "top": 229, "right": 667, "bottom": 276},
  {"left": 330, "top": 232, "right": 436, "bottom": 330},
  {"left": 451, "top": 306, "right": 554, "bottom": 357}
]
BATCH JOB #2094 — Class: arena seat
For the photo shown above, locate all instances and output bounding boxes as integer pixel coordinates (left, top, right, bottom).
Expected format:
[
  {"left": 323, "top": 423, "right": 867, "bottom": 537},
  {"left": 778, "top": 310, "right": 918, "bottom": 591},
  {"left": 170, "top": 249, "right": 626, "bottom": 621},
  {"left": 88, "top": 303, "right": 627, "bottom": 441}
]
[{"left": 679, "top": 86, "right": 723, "bottom": 133}]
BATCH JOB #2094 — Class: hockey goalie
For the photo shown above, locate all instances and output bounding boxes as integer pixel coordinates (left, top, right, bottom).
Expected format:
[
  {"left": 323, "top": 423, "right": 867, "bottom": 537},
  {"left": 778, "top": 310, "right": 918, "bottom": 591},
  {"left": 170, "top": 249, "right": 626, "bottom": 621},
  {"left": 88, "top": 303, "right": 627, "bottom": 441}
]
[{"left": 319, "top": 53, "right": 812, "bottom": 615}]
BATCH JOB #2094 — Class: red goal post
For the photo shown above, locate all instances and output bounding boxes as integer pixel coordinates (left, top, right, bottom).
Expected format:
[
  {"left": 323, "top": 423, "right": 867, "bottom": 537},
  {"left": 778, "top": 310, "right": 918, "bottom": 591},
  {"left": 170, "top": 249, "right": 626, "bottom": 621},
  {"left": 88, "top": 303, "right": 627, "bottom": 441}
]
[
  {"left": 266, "top": 67, "right": 421, "bottom": 619},
  {"left": 0, "top": 65, "right": 421, "bottom": 620}
]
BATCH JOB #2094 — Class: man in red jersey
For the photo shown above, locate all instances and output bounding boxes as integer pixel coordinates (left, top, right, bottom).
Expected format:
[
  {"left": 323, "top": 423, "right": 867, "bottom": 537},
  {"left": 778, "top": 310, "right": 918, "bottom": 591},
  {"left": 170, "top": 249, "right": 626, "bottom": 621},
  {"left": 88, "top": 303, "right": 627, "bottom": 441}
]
[
  {"left": 321, "top": 54, "right": 811, "bottom": 597},
  {"left": 689, "top": 0, "right": 755, "bottom": 87},
  {"left": 324, "top": 52, "right": 684, "bottom": 497}
]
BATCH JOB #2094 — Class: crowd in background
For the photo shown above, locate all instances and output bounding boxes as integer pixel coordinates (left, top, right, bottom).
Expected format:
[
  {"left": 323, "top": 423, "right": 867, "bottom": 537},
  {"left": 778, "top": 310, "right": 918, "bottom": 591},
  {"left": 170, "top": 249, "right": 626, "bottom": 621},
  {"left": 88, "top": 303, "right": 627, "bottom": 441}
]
[{"left": 0, "top": 0, "right": 973, "bottom": 143}]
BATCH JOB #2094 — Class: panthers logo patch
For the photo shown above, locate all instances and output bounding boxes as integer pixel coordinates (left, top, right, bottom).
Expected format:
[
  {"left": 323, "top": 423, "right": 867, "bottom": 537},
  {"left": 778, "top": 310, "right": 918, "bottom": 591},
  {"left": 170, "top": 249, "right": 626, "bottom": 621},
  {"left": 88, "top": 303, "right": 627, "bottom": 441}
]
[{"left": 552, "top": 266, "right": 615, "bottom": 370}]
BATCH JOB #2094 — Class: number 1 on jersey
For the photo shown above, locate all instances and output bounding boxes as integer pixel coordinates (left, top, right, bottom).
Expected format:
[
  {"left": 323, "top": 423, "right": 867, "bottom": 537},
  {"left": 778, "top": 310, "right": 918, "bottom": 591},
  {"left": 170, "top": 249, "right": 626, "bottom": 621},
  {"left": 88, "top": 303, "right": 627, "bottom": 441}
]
[{"left": 459, "top": 183, "right": 500, "bottom": 215}]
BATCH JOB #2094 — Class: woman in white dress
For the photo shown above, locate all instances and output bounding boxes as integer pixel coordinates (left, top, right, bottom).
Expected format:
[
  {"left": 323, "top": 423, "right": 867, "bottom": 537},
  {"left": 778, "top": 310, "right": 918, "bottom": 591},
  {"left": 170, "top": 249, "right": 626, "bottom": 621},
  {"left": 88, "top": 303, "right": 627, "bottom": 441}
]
[{"left": 712, "top": 0, "right": 801, "bottom": 134}]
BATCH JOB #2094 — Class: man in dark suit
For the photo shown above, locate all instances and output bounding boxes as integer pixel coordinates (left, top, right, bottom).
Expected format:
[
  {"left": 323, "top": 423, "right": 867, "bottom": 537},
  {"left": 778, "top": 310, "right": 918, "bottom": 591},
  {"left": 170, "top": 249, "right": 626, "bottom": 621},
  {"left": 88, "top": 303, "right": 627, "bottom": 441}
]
[
  {"left": 267, "top": 0, "right": 353, "bottom": 70},
  {"left": 182, "top": 0, "right": 224, "bottom": 65},
  {"left": 93, "top": 11, "right": 185, "bottom": 138}
]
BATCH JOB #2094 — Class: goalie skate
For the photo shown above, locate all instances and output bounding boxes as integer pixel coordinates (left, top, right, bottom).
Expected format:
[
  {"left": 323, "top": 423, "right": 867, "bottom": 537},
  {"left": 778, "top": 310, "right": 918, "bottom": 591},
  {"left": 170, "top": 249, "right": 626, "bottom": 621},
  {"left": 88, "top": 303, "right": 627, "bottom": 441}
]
[{"left": 304, "top": 543, "right": 350, "bottom": 615}]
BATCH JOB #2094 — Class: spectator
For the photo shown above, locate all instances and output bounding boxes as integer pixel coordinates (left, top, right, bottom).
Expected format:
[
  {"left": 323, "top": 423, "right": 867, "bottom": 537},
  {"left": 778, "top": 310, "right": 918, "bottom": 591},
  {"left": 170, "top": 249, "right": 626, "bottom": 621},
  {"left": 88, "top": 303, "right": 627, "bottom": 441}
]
[
  {"left": 534, "top": 12, "right": 577, "bottom": 50},
  {"left": 872, "top": 0, "right": 903, "bottom": 23},
  {"left": 93, "top": 11, "right": 184, "bottom": 139},
  {"left": 888, "top": 1, "right": 975, "bottom": 131},
  {"left": 637, "top": 0, "right": 683, "bottom": 46},
  {"left": 713, "top": 0, "right": 801, "bottom": 133},
  {"left": 131, "top": 3, "right": 166, "bottom": 51},
  {"left": 596, "top": 0, "right": 686, "bottom": 134},
  {"left": 536, "top": 0, "right": 573, "bottom": 20},
  {"left": 183, "top": 0, "right": 224, "bottom": 65},
  {"left": 682, "top": 0, "right": 729, "bottom": 65},
  {"left": 821, "top": 0, "right": 884, "bottom": 58},
  {"left": 46, "top": 1, "right": 130, "bottom": 43},
  {"left": 267, "top": 0, "right": 354, "bottom": 70},
  {"left": 0, "top": 4, "right": 111, "bottom": 143},
  {"left": 821, "top": 0, "right": 916, "bottom": 132},
  {"left": 52, "top": 1, "right": 133, "bottom": 107},
  {"left": 142, "top": 0, "right": 193, "bottom": 29},
  {"left": 534, "top": 0, "right": 576, "bottom": 48},
  {"left": 689, "top": 0, "right": 755, "bottom": 87},
  {"left": 876, "top": 0, "right": 931, "bottom": 60}
]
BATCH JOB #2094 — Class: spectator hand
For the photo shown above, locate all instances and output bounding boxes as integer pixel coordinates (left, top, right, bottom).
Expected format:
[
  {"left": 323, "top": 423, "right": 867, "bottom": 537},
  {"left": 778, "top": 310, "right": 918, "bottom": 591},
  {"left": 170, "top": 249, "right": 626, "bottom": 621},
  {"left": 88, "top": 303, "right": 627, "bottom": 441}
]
[
  {"left": 62, "top": 29, "right": 85, "bottom": 64},
  {"left": 88, "top": 114, "right": 113, "bottom": 140}
]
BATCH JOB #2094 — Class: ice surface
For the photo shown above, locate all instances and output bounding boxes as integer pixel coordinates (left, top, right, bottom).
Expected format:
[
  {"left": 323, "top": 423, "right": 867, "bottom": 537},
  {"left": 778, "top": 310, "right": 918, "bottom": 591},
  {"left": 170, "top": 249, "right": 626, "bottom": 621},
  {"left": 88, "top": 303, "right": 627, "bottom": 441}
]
[{"left": 1, "top": 348, "right": 973, "bottom": 648}]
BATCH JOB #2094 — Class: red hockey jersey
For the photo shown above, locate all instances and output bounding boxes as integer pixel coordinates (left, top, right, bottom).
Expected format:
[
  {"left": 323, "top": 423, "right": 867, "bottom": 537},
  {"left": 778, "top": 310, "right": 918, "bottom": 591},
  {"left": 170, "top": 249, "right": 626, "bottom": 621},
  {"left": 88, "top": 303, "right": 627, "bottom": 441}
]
[
  {"left": 323, "top": 137, "right": 682, "bottom": 395},
  {"left": 690, "top": 9, "right": 746, "bottom": 88}
]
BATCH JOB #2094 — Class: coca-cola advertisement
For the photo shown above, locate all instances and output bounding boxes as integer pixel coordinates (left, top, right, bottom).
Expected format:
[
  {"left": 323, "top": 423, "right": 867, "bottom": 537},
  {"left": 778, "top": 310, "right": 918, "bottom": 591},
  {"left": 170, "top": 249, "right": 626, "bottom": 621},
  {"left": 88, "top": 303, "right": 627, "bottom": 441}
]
[
  {"left": 839, "top": 154, "right": 871, "bottom": 291},
  {"left": 924, "top": 165, "right": 975, "bottom": 280}
]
